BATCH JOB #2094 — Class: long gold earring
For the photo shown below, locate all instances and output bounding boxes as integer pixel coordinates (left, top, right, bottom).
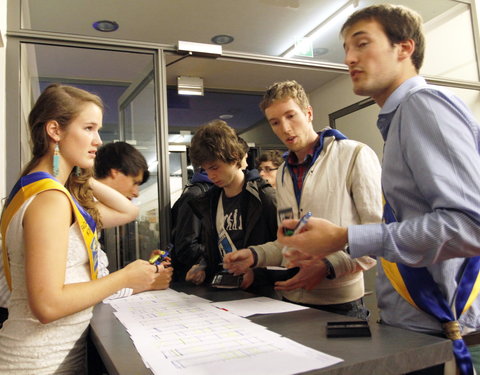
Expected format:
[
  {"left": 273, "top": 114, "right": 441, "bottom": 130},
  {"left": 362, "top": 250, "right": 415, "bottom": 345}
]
[{"left": 53, "top": 143, "right": 60, "bottom": 177}]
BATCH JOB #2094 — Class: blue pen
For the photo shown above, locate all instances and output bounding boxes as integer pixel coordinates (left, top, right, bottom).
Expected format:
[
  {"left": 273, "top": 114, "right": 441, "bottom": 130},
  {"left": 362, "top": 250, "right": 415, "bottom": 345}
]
[
  {"left": 149, "top": 245, "right": 172, "bottom": 265},
  {"left": 281, "top": 211, "right": 312, "bottom": 254}
]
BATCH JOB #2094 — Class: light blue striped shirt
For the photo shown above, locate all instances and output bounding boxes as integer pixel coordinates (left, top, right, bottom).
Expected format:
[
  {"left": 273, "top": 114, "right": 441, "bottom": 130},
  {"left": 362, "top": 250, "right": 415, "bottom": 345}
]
[{"left": 349, "top": 76, "right": 480, "bottom": 333}]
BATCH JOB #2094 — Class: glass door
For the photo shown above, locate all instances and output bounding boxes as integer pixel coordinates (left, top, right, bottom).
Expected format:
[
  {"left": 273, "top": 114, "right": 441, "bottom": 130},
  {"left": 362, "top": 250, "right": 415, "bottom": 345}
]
[
  {"left": 15, "top": 41, "right": 163, "bottom": 272},
  {"left": 118, "top": 68, "right": 160, "bottom": 266}
]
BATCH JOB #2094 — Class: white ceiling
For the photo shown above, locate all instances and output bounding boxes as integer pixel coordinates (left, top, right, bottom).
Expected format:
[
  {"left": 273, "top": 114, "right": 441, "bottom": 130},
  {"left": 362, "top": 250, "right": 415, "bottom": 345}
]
[
  {"left": 23, "top": 0, "right": 457, "bottom": 67},
  {"left": 19, "top": 0, "right": 460, "bottom": 135}
]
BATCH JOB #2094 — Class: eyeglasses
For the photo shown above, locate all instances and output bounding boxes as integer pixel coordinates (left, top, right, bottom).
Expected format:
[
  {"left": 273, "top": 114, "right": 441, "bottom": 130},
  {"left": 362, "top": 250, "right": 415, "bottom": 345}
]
[{"left": 258, "top": 167, "right": 279, "bottom": 173}]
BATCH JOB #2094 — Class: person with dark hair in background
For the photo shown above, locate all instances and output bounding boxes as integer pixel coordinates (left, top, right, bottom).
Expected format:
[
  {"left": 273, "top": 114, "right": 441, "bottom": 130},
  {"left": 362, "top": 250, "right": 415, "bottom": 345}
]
[
  {"left": 257, "top": 150, "right": 283, "bottom": 188},
  {"left": 237, "top": 135, "right": 250, "bottom": 170},
  {"left": 95, "top": 141, "right": 172, "bottom": 299},
  {"left": 277, "top": 5, "right": 480, "bottom": 374},
  {"left": 185, "top": 120, "right": 277, "bottom": 287},
  {"left": 94, "top": 141, "right": 150, "bottom": 200}
]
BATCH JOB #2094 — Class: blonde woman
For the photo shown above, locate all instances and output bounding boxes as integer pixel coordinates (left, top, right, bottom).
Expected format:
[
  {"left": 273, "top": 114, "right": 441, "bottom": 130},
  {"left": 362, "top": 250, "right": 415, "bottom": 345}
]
[{"left": 0, "top": 84, "right": 161, "bottom": 374}]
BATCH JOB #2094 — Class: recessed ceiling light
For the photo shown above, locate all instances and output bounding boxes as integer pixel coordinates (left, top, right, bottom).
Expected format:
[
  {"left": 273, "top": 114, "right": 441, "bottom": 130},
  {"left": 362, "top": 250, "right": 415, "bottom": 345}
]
[
  {"left": 211, "top": 34, "right": 234, "bottom": 45},
  {"left": 219, "top": 114, "right": 234, "bottom": 120},
  {"left": 92, "top": 20, "right": 119, "bottom": 32}
]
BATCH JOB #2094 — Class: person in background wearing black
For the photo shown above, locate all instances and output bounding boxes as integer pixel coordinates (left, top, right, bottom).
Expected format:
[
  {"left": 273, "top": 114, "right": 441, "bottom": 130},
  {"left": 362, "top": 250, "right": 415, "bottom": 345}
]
[{"left": 170, "top": 167, "right": 212, "bottom": 281}]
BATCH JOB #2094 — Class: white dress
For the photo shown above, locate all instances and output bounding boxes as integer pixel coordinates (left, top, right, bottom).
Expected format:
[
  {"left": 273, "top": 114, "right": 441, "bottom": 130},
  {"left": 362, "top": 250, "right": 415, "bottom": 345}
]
[{"left": 0, "top": 195, "right": 93, "bottom": 374}]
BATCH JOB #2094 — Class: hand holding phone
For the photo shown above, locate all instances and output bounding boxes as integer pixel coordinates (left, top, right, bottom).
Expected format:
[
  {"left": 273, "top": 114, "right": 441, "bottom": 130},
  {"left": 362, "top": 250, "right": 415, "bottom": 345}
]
[{"left": 211, "top": 271, "right": 243, "bottom": 289}]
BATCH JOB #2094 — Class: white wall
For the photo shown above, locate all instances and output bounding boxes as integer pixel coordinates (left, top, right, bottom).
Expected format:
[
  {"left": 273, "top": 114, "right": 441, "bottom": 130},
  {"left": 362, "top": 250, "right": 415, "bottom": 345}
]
[
  {"left": 240, "top": 119, "right": 284, "bottom": 148},
  {"left": 423, "top": 3, "right": 478, "bottom": 82},
  {"left": 0, "top": 0, "right": 6, "bottom": 203},
  {"left": 309, "top": 73, "right": 374, "bottom": 130},
  {"left": 423, "top": 2, "right": 480, "bottom": 121}
]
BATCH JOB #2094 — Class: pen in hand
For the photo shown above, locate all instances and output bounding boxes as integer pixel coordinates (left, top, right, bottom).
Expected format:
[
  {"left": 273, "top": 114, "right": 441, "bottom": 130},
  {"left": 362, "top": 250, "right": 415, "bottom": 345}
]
[{"left": 149, "top": 250, "right": 171, "bottom": 265}]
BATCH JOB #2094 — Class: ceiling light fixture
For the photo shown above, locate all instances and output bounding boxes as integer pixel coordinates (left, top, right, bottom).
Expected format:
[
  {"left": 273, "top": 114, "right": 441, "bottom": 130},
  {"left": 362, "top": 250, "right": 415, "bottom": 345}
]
[
  {"left": 281, "top": 0, "right": 358, "bottom": 58},
  {"left": 92, "top": 20, "right": 119, "bottom": 32},
  {"left": 177, "top": 41, "right": 222, "bottom": 58},
  {"left": 177, "top": 76, "right": 204, "bottom": 96},
  {"left": 211, "top": 34, "right": 234, "bottom": 45}
]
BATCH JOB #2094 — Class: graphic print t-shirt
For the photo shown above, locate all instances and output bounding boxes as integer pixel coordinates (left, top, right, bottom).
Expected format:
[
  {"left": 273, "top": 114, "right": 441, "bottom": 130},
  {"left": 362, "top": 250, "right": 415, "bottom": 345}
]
[{"left": 221, "top": 192, "right": 245, "bottom": 250}]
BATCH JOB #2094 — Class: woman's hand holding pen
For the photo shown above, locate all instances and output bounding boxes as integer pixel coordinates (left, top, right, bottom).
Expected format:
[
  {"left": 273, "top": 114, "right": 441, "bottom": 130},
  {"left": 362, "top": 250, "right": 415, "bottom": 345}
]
[{"left": 278, "top": 217, "right": 348, "bottom": 258}]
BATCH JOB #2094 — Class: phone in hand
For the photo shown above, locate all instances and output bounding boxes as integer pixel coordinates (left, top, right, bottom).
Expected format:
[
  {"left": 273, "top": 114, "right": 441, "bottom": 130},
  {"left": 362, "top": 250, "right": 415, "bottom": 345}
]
[{"left": 211, "top": 271, "right": 243, "bottom": 289}]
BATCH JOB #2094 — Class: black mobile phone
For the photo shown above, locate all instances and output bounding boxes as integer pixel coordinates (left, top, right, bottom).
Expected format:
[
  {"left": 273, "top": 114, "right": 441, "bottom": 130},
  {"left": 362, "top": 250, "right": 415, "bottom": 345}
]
[
  {"left": 211, "top": 272, "right": 243, "bottom": 289},
  {"left": 326, "top": 321, "right": 371, "bottom": 338}
]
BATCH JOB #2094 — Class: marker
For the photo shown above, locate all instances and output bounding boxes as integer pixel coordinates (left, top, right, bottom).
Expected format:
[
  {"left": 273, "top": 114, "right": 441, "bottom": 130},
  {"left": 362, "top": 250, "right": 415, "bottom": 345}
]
[
  {"left": 281, "top": 211, "right": 312, "bottom": 254},
  {"left": 149, "top": 249, "right": 171, "bottom": 265}
]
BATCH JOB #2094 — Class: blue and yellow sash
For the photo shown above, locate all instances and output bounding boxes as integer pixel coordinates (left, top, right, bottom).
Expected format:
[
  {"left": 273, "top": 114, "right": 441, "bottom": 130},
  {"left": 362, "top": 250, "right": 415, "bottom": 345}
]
[
  {"left": 381, "top": 199, "right": 480, "bottom": 375},
  {"left": 1, "top": 172, "right": 98, "bottom": 289}
]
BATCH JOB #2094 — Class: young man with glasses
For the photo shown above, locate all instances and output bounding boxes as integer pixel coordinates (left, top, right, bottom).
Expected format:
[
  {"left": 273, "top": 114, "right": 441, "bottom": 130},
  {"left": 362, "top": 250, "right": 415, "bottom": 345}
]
[{"left": 257, "top": 150, "right": 283, "bottom": 188}]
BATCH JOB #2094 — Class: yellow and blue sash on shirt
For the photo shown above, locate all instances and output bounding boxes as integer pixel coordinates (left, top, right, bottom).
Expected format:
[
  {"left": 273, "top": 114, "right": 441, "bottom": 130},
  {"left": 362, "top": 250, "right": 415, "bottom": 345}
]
[
  {"left": 0, "top": 172, "right": 99, "bottom": 290},
  {"left": 381, "top": 199, "right": 480, "bottom": 375}
]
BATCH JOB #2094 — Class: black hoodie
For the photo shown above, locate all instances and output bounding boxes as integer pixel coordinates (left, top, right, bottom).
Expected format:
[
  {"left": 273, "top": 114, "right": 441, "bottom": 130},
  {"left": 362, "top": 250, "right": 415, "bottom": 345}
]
[{"left": 189, "top": 169, "right": 277, "bottom": 283}]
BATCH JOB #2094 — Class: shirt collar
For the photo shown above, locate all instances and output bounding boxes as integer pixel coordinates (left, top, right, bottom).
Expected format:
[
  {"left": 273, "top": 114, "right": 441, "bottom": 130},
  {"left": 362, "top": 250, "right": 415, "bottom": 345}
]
[
  {"left": 287, "top": 134, "right": 320, "bottom": 166},
  {"left": 377, "top": 76, "right": 426, "bottom": 141},
  {"left": 380, "top": 75, "right": 426, "bottom": 115}
]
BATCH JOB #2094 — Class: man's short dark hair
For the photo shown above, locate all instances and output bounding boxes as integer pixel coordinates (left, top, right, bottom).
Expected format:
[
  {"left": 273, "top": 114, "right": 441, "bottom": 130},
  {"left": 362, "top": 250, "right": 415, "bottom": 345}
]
[
  {"left": 237, "top": 136, "right": 249, "bottom": 154},
  {"left": 341, "top": 4, "right": 425, "bottom": 72},
  {"left": 256, "top": 150, "right": 284, "bottom": 168},
  {"left": 94, "top": 141, "right": 150, "bottom": 184}
]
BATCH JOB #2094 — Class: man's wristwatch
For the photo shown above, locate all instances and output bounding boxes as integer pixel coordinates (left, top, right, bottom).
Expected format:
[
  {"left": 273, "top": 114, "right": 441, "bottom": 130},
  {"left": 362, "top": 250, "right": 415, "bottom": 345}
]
[{"left": 249, "top": 247, "right": 258, "bottom": 268}]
